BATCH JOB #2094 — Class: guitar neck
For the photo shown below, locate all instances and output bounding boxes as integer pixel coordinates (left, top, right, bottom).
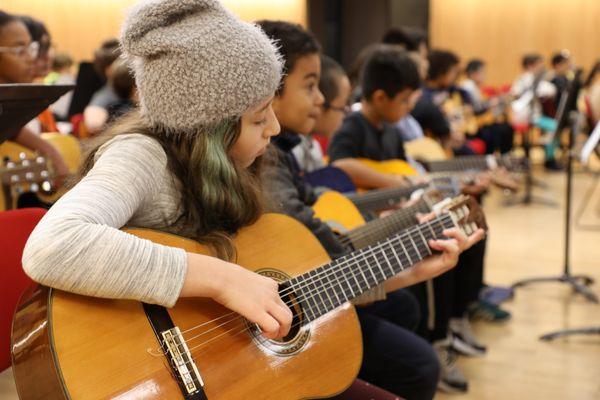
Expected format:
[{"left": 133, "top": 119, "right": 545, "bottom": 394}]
[
  {"left": 288, "top": 213, "right": 455, "bottom": 323},
  {"left": 343, "top": 199, "right": 431, "bottom": 250},
  {"left": 426, "top": 155, "right": 491, "bottom": 172},
  {"left": 345, "top": 183, "right": 428, "bottom": 213}
]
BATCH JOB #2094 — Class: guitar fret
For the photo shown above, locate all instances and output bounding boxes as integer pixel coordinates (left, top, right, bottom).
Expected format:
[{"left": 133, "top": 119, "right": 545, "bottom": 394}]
[
  {"left": 399, "top": 236, "right": 413, "bottom": 265},
  {"left": 308, "top": 269, "right": 329, "bottom": 316},
  {"left": 389, "top": 243, "right": 405, "bottom": 272},
  {"left": 379, "top": 248, "right": 396, "bottom": 277},
  {"left": 337, "top": 266, "right": 357, "bottom": 299},
  {"left": 360, "top": 252, "right": 379, "bottom": 288},
  {"left": 368, "top": 250, "right": 387, "bottom": 282},
  {"left": 418, "top": 229, "right": 432, "bottom": 256},
  {"left": 408, "top": 234, "right": 423, "bottom": 259},
  {"left": 331, "top": 265, "right": 350, "bottom": 304},
  {"left": 327, "top": 271, "right": 344, "bottom": 306},
  {"left": 318, "top": 272, "right": 337, "bottom": 311}
]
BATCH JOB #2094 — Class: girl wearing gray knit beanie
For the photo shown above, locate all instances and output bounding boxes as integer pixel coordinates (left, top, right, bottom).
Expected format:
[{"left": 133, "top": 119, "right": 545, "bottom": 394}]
[{"left": 23, "top": 0, "right": 295, "bottom": 343}]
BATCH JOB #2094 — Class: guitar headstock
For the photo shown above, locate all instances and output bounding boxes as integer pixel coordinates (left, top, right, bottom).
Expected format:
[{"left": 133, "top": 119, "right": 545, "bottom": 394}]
[
  {"left": 1, "top": 154, "right": 53, "bottom": 193},
  {"left": 432, "top": 195, "right": 488, "bottom": 235}
]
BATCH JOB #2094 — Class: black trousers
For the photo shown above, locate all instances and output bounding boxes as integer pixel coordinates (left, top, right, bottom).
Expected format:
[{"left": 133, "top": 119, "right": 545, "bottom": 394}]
[
  {"left": 409, "top": 238, "right": 487, "bottom": 342},
  {"left": 356, "top": 289, "right": 441, "bottom": 400}
]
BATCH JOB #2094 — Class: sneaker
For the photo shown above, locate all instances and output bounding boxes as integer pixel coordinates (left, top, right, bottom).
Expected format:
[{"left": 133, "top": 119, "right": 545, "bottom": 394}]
[
  {"left": 469, "top": 300, "right": 511, "bottom": 322},
  {"left": 434, "top": 338, "right": 469, "bottom": 393},
  {"left": 449, "top": 317, "right": 487, "bottom": 357}
]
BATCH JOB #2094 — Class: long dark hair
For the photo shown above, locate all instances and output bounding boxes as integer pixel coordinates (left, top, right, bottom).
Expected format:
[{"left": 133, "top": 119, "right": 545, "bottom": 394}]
[{"left": 76, "top": 110, "right": 266, "bottom": 260}]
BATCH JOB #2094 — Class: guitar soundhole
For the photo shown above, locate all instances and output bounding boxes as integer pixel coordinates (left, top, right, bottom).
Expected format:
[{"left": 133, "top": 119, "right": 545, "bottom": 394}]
[{"left": 247, "top": 269, "right": 311, "bottom": 356}]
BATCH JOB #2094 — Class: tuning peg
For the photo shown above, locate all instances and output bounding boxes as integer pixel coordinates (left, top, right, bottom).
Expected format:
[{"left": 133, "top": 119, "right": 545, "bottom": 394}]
[
  {"left": 22, "top": 159, "right": 30, "bottom": 167},
  {"left": 10, "top": 175, "right": 19, "bottom": 183},
  {"left": 19, "top": 152, "right": 27, "bottom": 161},
  {"left": 6, "top": 161, "right": 16, "bottom": 169},
  {"left": 462, "top": 205, "right": 470, "bottom": 216},
  {"left": 42, "top": 181, "right": 52, "bottom": 192},
  {"left": 41, "top": 170, "right": 50, "bottom": 179},
  {"left": 455, "top": 208, "right": 464, "bottom": 219},
  {"left": 36, "top": 156, "right": 45, "bottom": 164},
  {"left": 30, "top": 183, "right": 39, "bottom": 192},
  {"left": 462, "top": 224, "right": 473, "bottom": 235},
  {"left": 25, "top": 172, "right": 34, "bottom": 181}
]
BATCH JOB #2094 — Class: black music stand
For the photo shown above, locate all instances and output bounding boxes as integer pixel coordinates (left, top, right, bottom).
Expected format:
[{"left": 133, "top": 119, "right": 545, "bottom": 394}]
[
  {"left": 512, "top": 70, "right": 598, "bottom": 305},
  {"left": 0, "top": 83, "right": 74, "bottom": 144},
  {"left": 540, "top": 121, "right": 600, "bottom": 341}
]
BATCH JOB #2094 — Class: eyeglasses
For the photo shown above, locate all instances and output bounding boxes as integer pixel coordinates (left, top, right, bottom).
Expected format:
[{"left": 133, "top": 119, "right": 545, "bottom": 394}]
[
  {"left": 324, "top": 103, "right": 350, "bottom": 115},
  {"left": 0, "top": 41, "right": 40, "bottom": 59}
]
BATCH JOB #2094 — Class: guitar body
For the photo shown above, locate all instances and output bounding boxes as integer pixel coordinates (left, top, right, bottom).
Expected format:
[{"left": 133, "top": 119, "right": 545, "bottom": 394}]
[
  {"left": 11, "top": 214, "right": 362, "bottom": 400},
  {"left": 356, "top": 158, "right": 418, "bottom": 177},
  {"left": 404, "top": 137, "right": 449, "bottom": 162},
  {"left": 313, "top": 191, "right": 366, "bottom": 232},
  {"left": 0, "top": 133, "right": 80, "bottom": 210}
]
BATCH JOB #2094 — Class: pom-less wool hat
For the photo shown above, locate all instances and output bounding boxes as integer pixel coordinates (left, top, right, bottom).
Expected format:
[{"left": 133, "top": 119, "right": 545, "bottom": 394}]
[{"left": 121, "top": 0, "right": 283, "bottom": 131}]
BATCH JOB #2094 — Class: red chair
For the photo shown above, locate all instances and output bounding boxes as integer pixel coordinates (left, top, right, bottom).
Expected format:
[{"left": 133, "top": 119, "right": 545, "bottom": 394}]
[
  {"left": 329, "top": 379, "right": 402, "bottom": 400},
  {"left": 0, "top": 208, "right": 46, "bottom": 372}
]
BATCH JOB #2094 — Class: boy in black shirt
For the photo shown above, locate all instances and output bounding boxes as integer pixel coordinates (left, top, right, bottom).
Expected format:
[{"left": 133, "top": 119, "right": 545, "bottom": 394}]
[{"left": 329, "top": 45, "right": 419, "bottom": 189}]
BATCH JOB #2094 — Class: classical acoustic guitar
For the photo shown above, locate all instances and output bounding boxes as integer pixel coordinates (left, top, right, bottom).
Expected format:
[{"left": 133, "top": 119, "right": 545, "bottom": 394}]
[{"left": 12, "top": 199, "right": 486, "bottom": 400}]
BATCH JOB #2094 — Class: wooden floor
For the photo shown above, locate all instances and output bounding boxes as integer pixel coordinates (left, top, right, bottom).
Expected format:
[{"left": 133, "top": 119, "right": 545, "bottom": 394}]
[{"left": 437, "top": 166, "right": 600, "bottom": 400}]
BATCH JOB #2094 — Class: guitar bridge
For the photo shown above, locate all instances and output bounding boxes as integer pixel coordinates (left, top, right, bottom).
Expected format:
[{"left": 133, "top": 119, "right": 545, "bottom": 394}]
[{"left": 161, "top": 327, "right": 204, "bottom": 394}]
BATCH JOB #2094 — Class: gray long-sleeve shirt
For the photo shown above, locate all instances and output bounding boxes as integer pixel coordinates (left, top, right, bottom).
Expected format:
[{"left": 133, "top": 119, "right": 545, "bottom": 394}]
[{"left": 22, "top": 134, "right": 188, "bottom": 307}]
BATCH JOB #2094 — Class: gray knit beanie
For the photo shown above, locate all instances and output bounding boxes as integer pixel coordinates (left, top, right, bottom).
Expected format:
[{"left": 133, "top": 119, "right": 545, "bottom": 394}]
[{"left": 120, "top": 0, "right": 283, "bottom": 131}]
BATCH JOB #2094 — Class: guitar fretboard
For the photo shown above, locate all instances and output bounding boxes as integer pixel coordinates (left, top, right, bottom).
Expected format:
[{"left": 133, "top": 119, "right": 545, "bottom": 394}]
[
  {"left": 286, "top": 213, "right": 455, "bottom": 323},
  {"left": 345, "top": 183, "right": 427, "bottom": 213},
  {"left": 426, "top": 154, "right": 524, "bottom": 173},
  {"left": 343, "top": 199, "right": 432, "bottom": 250},
  {"left": 426, "top": 156, "right": 490, "bottom": 173}
]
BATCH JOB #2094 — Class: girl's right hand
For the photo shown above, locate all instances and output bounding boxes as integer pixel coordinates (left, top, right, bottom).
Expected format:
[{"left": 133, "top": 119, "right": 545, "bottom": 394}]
[{"left": 181, "top": 253, "right": 293, "bottom": 340}]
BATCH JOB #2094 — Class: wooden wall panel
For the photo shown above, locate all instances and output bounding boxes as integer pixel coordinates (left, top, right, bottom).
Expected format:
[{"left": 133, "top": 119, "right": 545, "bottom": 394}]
[
  {"left": 430, "top": 0, "right": 600, "bottom": 85},
  {"left": 2, "top": 0, "right": 306, "bottom": 62}
]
